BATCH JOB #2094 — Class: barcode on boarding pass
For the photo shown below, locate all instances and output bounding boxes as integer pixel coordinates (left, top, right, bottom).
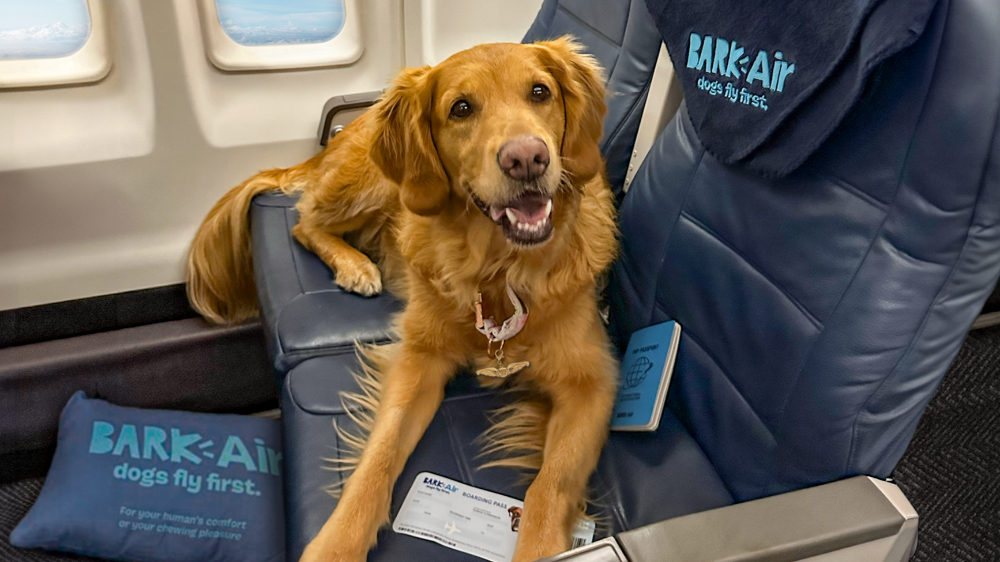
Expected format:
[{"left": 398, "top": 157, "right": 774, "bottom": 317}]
[{"left": 571, "top": 519, "right": 595, "bottom": 549}]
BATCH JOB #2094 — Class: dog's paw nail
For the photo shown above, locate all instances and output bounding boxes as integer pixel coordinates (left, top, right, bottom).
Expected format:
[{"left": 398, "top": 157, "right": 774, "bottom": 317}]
[{"left": 336, "top": 263, "right": 383, "bottom": 296}]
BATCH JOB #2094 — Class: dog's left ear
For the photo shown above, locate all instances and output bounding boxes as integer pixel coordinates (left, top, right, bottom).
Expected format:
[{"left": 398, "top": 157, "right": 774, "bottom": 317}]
[
  {"left": 536, "top": 37, "right": 607, "bottom": 185},
  {"left": 369, "top": 66, "right": 451, "bottom": 216}
]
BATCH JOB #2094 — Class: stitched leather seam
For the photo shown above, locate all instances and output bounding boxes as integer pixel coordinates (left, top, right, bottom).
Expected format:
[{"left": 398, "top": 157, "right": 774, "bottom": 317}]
[
  {"left": 846, "top": 207, "right": 981, "bottom": 475},
  {"left": 284, "top": 371, "right": 347, "bottom": 491},
  {"left": 647, "top": 112, "right": 705, "bottom": 326},
  {"left": 278, "top": 339, "right": 393, "bottom": 373},
  {"left": 283, "top": 208, "right": 308, "bottom": 297},
  {"left": 556, "top": 4, "right": 623, "bottom": 48},
  {"left": 601, "top": 79, "right": 652, "bottom": 157},
  {"left": 844, "top": 20, "right": 968, "bottom": 473},
  {"left": 765, "top": 175, "right": 914, "bottom": 495},
  {"left": 668, "top": 322, "right": 776, "bottom": 500},
  {"left": 252, "top": 193, "right": 295, "bottom": 208},
  {"left": 679, "top": 211, "right": 824, "bottom": 330},
  {"left": 591, "top": 466, "right": 629, "bottom": 533},
  {"left": 846, "top": 63, "right": 1000, "bottom": 476},
  {"left": 330, "top": 416, "right": 345, "bottom": 491},
  {"left": 441, "top": 405, "right": 476, "bottom": 486},
  {"left": 274, "top": 208, "right": 308, "bottom": 361},
  {"left": 825, "top": 175, "right": 890, "bottom": 211}
]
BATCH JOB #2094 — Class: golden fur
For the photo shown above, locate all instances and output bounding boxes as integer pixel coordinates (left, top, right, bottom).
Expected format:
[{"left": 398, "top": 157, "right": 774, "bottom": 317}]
[{"left": 186, "top": 38, "right": 619, "bottom": 562}]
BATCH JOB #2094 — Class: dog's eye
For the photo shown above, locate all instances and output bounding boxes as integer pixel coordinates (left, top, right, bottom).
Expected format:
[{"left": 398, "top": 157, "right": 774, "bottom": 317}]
[
  {"left": 450, "top": 100, "right": 473, "bottom": 119},
  {"left": 530, "top": 84, "right": 551, "bottom": 102}
]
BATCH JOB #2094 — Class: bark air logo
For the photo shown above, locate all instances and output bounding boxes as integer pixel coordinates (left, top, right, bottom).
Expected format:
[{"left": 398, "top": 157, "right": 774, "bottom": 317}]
[
  {"left": 686, "top": 32, "right": 797, "bottom": 111},
  {"left": 88, "top": 421, "right": 282, "bottom": 476},
  {"left": 422, "top": 476, "right": 458, "bottom": 493}
]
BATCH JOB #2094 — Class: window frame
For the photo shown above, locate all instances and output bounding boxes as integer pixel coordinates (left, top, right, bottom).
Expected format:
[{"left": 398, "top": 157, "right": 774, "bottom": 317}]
[
  {"left": 0, "top": 0, "right": 111, "bottom": 89},
  {"left": 198, "top": 0, "right": 362, "bottom": 71}
]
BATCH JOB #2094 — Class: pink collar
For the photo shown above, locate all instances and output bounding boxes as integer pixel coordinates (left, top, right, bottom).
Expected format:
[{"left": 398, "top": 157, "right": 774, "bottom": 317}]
[{"left": 475, "top": 285, "right": 528, "bottom": 343}]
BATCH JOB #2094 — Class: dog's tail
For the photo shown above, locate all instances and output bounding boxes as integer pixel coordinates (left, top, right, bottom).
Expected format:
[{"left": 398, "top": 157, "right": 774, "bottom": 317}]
[{"left": 186, "top": 167, "right": 306, "bottom": 324}]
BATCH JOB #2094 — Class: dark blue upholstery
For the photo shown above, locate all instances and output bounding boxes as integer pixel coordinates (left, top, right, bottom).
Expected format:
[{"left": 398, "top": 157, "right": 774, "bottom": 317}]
[
  {"left": 250, "top": 193, "right": 401, "bottom": 375},
  {"left": 524, "top": 0, "right": 662, "bottom": 201},
  {"left": 281, "top": 353, "right": 733, "bottom": 562},
  {"left": 610, "top": 0, "right": 1000, "bottom": 502}
]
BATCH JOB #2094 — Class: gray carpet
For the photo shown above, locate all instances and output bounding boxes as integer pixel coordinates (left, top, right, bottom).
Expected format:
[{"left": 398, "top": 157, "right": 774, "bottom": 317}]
[
  {"left": 0, "top": 478, "right": 101, "bottom": 562},
  {"left": 2, "top": 326, "right": 998, "bottom": 562},
  {"left": 893, "top": 324, "right": 1000, "bottom": 562}
]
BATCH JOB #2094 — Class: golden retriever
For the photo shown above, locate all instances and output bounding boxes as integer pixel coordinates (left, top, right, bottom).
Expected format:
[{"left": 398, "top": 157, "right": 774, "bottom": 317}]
[{"left": 186, "top": 38, "right": 619, "bottom": 562}]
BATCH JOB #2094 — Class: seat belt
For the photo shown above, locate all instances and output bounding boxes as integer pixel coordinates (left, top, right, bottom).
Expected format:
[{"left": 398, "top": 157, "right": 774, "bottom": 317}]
[{"left": 623, "top": 42, "right": 684, "bottom": 193}]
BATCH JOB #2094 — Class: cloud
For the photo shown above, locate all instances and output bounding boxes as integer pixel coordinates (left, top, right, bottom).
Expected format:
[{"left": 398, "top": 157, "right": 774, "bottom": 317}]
[
  {"left": 0, "top": 21, "right": 88, "bottom": 43},
  {"left": 0, "top": 21, "right": 89, "bottom": 59},
  {"left": 221, "top": 21, "right": 340, "bottom": 46}
]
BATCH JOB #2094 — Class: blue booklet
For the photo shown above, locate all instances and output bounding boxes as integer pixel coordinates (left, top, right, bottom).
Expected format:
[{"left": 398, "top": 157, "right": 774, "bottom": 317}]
[{"left": 610, "top": 320, "right": 682, "bottom": 432}]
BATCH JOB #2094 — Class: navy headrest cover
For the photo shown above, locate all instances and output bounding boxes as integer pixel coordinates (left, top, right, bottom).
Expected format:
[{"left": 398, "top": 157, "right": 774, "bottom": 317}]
[{"left": 645, "top": 0, "right": 939, "bottom": 176}]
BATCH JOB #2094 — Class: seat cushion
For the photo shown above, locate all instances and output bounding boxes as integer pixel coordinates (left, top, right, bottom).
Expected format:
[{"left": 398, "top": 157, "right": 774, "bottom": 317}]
[
  {"left": 281, "top": 353, "right": 733, "bottom": 562},
  {"left": 610, "top": 0, "right": 1000, "bottom": 501},
  {"left": 250, "top": 192, "right": 402, "bottom": 375}
]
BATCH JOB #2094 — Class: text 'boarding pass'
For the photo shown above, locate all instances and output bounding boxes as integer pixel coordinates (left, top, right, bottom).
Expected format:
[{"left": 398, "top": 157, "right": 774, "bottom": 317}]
[{"left": 392, "top": 472, "right": 595, "bottom": 562}]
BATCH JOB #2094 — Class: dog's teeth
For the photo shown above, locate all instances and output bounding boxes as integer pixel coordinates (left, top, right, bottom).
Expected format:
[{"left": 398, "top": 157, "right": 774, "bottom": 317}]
[
  {"left": 544, "top": 199, "right": 552, "bottom": 218},
  {"left": 506, "top": 208, "right": 517, "bottom": 224}
]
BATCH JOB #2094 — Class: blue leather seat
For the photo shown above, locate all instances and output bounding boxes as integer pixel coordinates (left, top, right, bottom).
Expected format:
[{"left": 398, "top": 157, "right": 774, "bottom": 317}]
[
  {"left": 610, "top": 0, "right": 1000, "bottom": 501},
  {"left": 253, "top": 0, "right": 1000, "bottom": 559},
  {"left": 281, "top": 353, "right": 733, "bottom": 561},
  {"left": 250, "top": 192, "right": 401, "bottom": 375}
]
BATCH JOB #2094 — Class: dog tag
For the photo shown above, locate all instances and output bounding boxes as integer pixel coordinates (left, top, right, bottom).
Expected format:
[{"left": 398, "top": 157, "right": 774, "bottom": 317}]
[{"left": 475, "top": 349, "right": 529, "bottom": 379}]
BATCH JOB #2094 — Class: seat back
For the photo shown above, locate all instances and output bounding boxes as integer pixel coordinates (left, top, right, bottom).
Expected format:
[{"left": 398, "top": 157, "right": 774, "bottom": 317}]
[
  {"left": 610, "top": 0, "right": 1000, "bottom": 501},
  {"left": 523, "top": 0, "right": 662, "bottom": 200}
]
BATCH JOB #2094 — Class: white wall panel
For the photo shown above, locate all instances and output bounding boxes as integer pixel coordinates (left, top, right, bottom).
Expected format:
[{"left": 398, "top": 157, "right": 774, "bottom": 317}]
[
  {"left": 0, "top": 0, "right": 544, "bottom": 310},
  {"left": 0, "top": 0, "right": 404, "bottom": 310},
  {"left": 0, "top": 1, "right": 154, "bottom": 172},
  {"left": 403, "top": 0, "right": 544, "bottom": 66}
]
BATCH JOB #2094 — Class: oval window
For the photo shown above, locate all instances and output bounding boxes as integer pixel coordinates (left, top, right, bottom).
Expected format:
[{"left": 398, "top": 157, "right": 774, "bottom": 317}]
[
  {"left": 215, "top": 0, "right": 346, "bottom": 46},
  {"left": 0, "top": 0, "right": 91, "bottom": 61}
]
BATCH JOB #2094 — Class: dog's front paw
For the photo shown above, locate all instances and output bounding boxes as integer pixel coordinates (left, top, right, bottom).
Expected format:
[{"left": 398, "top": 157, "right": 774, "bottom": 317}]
[{"left": 335, "top": 260, "right": 383, "bottom": 297}]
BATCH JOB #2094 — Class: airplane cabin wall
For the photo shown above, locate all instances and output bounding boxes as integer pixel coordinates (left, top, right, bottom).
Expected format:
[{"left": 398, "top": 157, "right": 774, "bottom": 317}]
[{"left": 0, "top": 0, "right": 540, "bottom": 311}]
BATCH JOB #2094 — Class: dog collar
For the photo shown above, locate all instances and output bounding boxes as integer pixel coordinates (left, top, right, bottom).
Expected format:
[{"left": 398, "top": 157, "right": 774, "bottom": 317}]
[
  {"left": 474, "top": 286, "right": 530, "bottom": 378},
  {"left": 475, "top": 285, "right": 528, "bottom": 342}
]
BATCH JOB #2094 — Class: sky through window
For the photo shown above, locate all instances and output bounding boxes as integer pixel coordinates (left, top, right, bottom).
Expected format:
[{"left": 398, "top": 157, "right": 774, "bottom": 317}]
[
  {"left": 216, "top": 0, "right": 346, "bottom": 46},
  {"left": 0, "top": 0, "right": 91, "bottom": 61}
]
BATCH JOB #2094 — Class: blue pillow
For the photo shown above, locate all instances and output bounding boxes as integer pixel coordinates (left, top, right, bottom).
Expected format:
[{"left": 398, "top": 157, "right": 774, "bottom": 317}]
[{"left": 11, "top": 391, "right": 285, "bottom": 562}]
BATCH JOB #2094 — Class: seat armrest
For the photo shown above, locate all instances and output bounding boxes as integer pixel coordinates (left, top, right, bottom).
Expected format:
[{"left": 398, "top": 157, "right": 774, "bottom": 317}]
[
  {"left": 541, "top": 476, "right": 917, "bottom": 562},
  {"left": 250, "top": 193, "right": 402, "bottom": 375},
  {"left": 317, "top": 91, "right": 382, "bottom": 146}
]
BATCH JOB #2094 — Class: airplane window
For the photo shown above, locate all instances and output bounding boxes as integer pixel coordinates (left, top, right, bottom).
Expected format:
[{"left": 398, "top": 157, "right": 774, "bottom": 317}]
[
  {"left": 215, "top": 0, "right": 346, "bottom": 46},
  {"left": 0, "top": 0, "right": 91, "bottom": 60}
]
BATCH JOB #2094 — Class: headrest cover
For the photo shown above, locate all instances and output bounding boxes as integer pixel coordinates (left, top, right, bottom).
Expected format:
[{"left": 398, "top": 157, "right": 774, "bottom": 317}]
[{"left": 646, "top": 0, "right": 939, "bottom": 176}]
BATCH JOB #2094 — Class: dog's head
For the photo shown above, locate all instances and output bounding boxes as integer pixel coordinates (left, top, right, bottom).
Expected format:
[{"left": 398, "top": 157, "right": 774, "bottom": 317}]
[{"left": 369, "top": 38, "right": 606, "bottom": 247}]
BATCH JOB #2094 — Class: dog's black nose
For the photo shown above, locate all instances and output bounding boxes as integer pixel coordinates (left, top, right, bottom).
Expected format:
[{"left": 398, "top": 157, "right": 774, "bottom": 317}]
[{"left": 498, "top": 136, "right": 550, "bottom": 181}]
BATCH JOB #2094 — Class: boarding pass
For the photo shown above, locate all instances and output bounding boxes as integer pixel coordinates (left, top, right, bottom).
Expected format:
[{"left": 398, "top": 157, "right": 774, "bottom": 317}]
[{"left": 392, "top": 472, "right": 595, "bottom": 562}]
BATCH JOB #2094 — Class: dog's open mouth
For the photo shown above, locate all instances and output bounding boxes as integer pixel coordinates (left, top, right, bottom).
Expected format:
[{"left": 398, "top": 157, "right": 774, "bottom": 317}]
[{"left": 482, "top": 191, "right": 554, "bottom": 245}]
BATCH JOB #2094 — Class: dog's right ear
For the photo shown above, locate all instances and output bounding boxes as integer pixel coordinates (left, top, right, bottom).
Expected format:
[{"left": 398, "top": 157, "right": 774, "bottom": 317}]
[{"left": 369, "top": 66, "right": 451, "bottom": 216}]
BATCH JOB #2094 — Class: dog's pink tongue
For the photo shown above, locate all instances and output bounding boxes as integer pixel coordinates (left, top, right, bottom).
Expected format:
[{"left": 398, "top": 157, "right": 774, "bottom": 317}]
[
  {"left": 507, "top": 194, "right": 550, "bottom": 223},
  {"left": 489, "top": 193, "right": 552, "bottom": 224}
]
